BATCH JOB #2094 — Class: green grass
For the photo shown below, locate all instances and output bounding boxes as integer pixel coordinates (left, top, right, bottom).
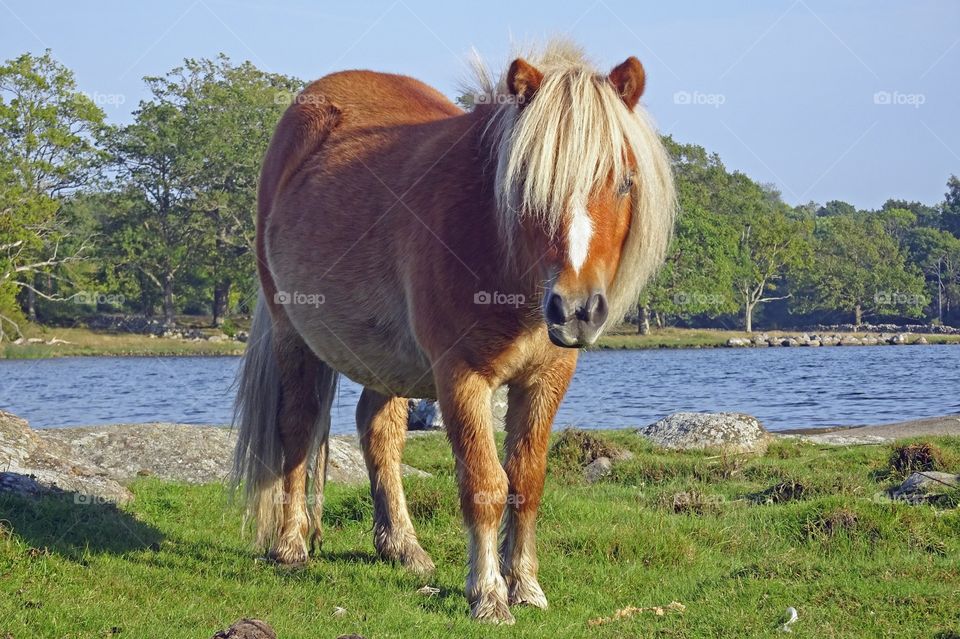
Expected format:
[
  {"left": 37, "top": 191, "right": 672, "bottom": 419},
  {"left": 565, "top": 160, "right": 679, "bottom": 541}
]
[
  {"left": 2, "top": 433, "right": 960, "bottom": 638},
  {"left": 1, "top": 326, "right": 244, "bottom": 359}
]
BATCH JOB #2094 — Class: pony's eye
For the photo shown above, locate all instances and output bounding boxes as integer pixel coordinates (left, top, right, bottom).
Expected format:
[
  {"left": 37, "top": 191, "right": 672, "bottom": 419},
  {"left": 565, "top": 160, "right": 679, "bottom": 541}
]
[{"left": 618, "top": 176, "right": 634, "bottom": 197}]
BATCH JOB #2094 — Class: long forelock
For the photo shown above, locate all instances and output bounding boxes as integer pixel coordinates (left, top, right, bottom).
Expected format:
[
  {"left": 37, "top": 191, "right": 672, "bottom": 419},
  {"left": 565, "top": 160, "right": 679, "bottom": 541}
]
[{"left": 466, "top": 40, "right": 676, "bottom": 322}]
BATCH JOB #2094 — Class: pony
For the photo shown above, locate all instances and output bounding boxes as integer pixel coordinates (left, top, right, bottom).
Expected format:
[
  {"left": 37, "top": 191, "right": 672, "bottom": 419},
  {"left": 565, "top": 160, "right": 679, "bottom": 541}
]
[{"left": 232, "top": 40, "right": 674, "bottom": 624}]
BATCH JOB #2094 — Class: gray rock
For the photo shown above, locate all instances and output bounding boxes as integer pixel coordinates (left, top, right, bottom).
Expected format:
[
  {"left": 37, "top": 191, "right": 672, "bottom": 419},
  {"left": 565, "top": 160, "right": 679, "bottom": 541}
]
[
  {"left": 584, "top": 456, "right": 613, "bottom": 483},
  {"left": 38, "top": 423, "right": 428, "bottom": 486},
  {"left": 726, "top": 337, "right": 750, "bottom": 347},
  {"left": 638, "top": 412, "right": 771, "bottom": 453},
  {"left": 407, "top": 385, "right": 508, "bottom": 431},
  {"left": 893, "top": 471, "right": 959, "bottom": 498},
  {"left": 0, "top": 410, "right": 132, "bottom": 504}
]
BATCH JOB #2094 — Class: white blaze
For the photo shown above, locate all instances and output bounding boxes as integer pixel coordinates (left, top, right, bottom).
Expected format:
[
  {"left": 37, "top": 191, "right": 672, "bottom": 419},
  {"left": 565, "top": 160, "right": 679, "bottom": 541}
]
[{"left": 568, "top": 200, "right": 593, "bottom": 274}]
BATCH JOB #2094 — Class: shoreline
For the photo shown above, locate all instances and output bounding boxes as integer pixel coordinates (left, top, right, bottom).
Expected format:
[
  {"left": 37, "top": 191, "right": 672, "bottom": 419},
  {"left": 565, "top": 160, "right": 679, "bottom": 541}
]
[
  {"left": 30, "top": 413, "right": 960, "bottom": 443},
  {"left": 3, "top": 325, "right": 959, "bottom": 360}
]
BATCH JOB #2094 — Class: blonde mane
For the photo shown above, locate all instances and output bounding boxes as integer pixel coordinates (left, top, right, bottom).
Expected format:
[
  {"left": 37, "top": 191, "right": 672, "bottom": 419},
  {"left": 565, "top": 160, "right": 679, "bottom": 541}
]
[{"left": 465, "top": 40, "right": 676, "bottom": 323}]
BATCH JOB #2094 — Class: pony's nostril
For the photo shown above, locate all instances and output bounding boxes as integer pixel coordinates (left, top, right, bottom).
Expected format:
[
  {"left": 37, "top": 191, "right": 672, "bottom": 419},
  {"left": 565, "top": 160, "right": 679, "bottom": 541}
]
[
  {"left": 577, "top": 293, "right": 608, "bottom": 326},
  {"left": 590, "top": 293, "right": 609, "bottom": 327},
  {"left": 545, "top": 293, "right": 569, "bottom": 325}
]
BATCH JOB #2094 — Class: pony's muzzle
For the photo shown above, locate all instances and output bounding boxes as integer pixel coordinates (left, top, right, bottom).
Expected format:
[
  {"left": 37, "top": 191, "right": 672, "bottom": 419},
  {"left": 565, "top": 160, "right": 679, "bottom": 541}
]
[{"left": 544, "top": 291, "right": 608, "bottom": 348}]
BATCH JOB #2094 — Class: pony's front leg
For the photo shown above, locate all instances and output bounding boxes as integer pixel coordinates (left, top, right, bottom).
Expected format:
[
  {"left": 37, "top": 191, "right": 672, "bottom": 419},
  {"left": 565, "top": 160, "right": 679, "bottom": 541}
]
[
  {"left": 437, "top": 367, "right": 513, "bottom": 624},
  {"left": 501, "top": 354, "right": 576, "bottom": 609}
]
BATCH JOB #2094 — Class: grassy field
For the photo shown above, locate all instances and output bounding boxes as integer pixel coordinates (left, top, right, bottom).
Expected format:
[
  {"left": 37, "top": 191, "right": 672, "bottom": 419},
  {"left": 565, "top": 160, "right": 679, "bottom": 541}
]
[
  {"left": 2, "top": 431, "right": 959, "bottom": 638},
  {"left": 3, "top": 324, "right": 958, "bottom": 360},
  {"left": 1, "top": 326, "right": 244, "bottom": 359}
]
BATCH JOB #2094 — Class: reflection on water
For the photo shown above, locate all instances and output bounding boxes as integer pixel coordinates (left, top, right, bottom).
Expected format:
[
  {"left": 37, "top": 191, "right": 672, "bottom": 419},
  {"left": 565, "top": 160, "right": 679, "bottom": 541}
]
[{"left": 1, "top": 345, "right": 957, "bottom": 432}]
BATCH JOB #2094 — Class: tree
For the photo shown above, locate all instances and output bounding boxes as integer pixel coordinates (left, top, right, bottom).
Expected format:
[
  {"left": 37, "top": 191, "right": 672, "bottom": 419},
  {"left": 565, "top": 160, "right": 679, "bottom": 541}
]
[
  {"left": 906, "top": 227, "right": 960, "bottom": 323},
  {"left": 733, "top": 206, "right": 811, "bottom": 332},
  {"left": 107, "top": 101, "right": 208, "bottom": 325},
  {"left": 0, "top": 50, "right": 105, "bottom": 338},
  {"left": 817, "top": 200, "right": 856, "bottom": 218},
  {"left": 798, "top": 215, "right": 927, "bottom": 325},
  {"left": 943, "top": 175, "right": 960, "bottom": 239},
  {"left": 141, "top": 57, "right": 300, "bottom": 325}
]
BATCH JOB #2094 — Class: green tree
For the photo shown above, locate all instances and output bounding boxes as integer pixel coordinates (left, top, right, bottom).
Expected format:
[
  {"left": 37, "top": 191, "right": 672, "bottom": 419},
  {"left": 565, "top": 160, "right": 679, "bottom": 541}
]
[
  {"left": 141, "top": 56, "right": 300, "bottom": 324},
  {"left": 943, "top": 175, "right": 960, "bottom": 238},
  {"left": 0, "top": 50, "right": 105, "bottom": 338},
  {"left": 799, "top": 215, "right": 927, "bottom": 325},
  {"left": 733, "top": 205, "right": 811, "bottom": 332},
  {"left": 906, "top": 227, "right": 960, "bottom": 323}
]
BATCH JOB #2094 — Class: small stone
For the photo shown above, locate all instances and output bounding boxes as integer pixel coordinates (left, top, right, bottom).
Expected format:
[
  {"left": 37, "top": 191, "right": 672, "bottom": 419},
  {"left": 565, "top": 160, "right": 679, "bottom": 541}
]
[
  {"left": 584, "top": 457, "right": 613, "bottom": 483},
  {"left": 211, "top": 618, "right": 276, "bottom": 639}
]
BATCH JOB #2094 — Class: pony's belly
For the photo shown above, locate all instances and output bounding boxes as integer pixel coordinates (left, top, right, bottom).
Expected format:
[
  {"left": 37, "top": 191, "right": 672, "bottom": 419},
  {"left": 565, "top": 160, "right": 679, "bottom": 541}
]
[{"left": 285, "top": 304, "right": 436, "bottom": 399}]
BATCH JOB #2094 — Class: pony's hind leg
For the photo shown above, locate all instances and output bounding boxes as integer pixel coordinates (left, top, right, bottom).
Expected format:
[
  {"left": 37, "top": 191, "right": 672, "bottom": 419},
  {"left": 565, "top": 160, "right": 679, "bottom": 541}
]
[
  {"left": 500, "top": 355, "right": 575, "bottom": 609},
  {"left": 356, "top": 388, "right": 434, "bottom": 575},
  {"left": 269, "top": 329, "right": 334, "bottom": 565}
]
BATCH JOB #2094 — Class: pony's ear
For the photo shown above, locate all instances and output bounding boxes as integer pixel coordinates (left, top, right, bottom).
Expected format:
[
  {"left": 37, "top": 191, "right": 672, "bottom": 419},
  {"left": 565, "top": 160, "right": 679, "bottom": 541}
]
[
  {"left": 608, "top": 56, "right": 645, "bottom": 110},
  {"left": 506, "top": 58, "right": 543, "bottom": 107}
]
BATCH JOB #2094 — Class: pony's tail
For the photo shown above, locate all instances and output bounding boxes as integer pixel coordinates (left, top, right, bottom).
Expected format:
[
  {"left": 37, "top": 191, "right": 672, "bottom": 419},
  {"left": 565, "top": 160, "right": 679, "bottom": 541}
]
[{"left": 231, "top": 293, "right": 284, "bottom": 549}]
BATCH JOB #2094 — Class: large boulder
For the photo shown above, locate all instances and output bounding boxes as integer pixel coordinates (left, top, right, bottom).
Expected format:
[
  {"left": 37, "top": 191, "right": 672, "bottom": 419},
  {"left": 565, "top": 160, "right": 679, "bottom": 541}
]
[
  {"left": 638, "top": 412, "right": 771, "bottom": 453},
  {"left": 0, "top": 410, "right": 132, "bottom": 504},
  {"left": 38, "top": 423, "right": 428, "bottom": 486}
]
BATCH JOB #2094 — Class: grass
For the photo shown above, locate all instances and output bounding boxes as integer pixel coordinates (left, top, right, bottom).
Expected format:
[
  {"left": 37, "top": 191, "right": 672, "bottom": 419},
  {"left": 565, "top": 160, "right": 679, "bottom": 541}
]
[
  {"left": 1, "top": 326, "right": 244, "bottom": 359},
  {"left": 2, "top": 432, "right": 959, "bottom": 638}
]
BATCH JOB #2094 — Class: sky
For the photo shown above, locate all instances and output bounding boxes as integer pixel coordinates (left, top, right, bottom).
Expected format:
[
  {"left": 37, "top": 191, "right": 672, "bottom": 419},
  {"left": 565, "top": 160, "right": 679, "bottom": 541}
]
[{"left": 2, "top": 0, "right": 958, "bottom": 210}]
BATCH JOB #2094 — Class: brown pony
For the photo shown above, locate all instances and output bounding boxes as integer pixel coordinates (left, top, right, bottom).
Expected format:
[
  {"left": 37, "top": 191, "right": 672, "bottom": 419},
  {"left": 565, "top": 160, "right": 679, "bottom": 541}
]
[{"left": 232, "top": 40, "right": 674, "bottom": 624}]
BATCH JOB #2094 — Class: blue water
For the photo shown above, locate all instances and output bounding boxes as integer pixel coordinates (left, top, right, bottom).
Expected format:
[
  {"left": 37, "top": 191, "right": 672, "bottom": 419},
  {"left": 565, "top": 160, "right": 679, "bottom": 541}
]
[{"left": 1, "top": 346, "right": 957, "bottom": 432}]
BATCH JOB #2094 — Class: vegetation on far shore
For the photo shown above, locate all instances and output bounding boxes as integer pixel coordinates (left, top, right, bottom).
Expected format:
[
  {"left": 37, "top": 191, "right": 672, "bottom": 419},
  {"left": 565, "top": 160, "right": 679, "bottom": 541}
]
[
  {"left": 2, "top": 431, "right": 959, "bottom": 638},
  {"left": 3, "top": 50, "right": 960, "bottom": 345},
  {"left": 3, "top": 324, "right": 959, "bottom": 360}
]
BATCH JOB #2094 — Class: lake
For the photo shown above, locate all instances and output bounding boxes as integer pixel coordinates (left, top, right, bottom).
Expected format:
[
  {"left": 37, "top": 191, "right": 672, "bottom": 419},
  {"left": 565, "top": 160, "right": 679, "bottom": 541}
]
[{"left": 1, "top": 345, "right": 957, "bottom": 432}]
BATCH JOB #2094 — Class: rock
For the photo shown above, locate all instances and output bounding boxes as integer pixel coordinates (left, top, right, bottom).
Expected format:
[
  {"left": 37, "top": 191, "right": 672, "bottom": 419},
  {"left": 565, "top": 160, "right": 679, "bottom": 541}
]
[
  {"left": 211, "top": 619, "right": 276, "bottom": 639},
  {"left": 839, "top": 336, "right": 861, "bottom": 346},
  {"left": 891, "top": 333, "right": 909, "bottom": 345},
  {"left": 0, "top": 410, "right": 132, "bottom": 504},
  {"left": 38, "top": 423, "right": 428, "bottom": 486},
  {"left": 726, "top": 337, "right": 750, "bottom": 347},
  {"left": 893, "top": 471, "right": 959, "bottom": 499},
  {"left": 408, "top": 398, "right": 443, "bottom": 430},
  {"left": 916, "top": 336, "right": 929, "bottom": 345},
  {"left": 861, "top": 336, "right": 879, "bottom": 346},
  {"left": 766, "top": 337, "right": 782, "bottom": 347},
  {"left": 638, "top": 412, "right": 771, "bottom": 453},
  {"left": 407, "top": 385, "right": 508, "bottom": 431},
  {"left": 584, "top": 456, "right": 613, "bottom": 483}
]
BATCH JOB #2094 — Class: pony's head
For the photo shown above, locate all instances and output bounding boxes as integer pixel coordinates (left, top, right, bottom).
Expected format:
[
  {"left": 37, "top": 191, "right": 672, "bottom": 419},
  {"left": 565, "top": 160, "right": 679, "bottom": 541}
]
[{"left": 471, "top": 41, "right": 675, "bottom": 347}]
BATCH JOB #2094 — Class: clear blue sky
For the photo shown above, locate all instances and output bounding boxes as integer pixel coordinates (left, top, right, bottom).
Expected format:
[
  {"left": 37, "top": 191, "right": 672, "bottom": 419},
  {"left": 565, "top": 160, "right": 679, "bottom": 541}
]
[{"left": 2, "top": 0, "right": 957, "bottom": 209}]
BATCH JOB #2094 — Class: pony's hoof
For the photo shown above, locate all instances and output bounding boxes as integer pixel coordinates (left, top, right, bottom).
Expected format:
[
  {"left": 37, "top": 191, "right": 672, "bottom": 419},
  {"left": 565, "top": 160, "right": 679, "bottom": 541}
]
[
  {"left": 470, "top": 590, "right": 515, "bottom": 624},
  {"left": 400, "top": 543, "right": 436, "bottom": 577},
  {"left": 507, "top": 576, "right": 548, "bottom": 609},
  {"left": 268, "top": 538, "right": 309, "bottom": 567}
]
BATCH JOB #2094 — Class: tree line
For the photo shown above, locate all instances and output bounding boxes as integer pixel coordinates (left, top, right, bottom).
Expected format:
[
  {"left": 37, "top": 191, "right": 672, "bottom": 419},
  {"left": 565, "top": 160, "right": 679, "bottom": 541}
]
[{"left": 2, "top": 50, "right": 959, "bottom": 341}]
